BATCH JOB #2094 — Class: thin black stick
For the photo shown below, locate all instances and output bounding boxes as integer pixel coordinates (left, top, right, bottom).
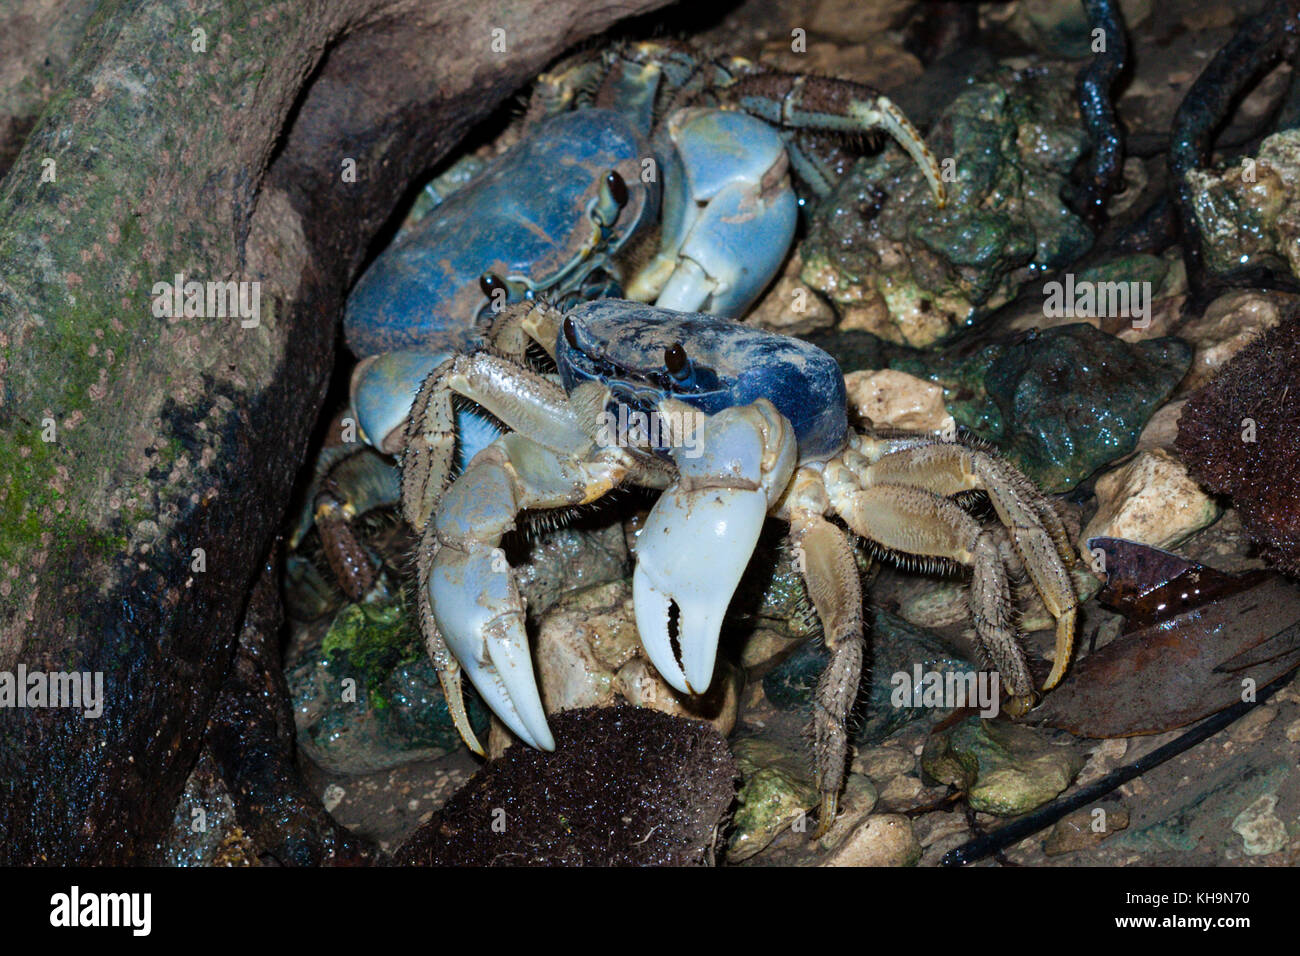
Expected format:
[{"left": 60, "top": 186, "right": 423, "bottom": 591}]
[{"left": 940, "top": 680, "right": 1283, "bottom": 866}]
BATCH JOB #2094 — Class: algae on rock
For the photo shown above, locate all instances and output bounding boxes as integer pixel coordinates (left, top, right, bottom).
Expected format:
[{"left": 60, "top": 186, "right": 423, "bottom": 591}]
[{"left": 801, "top": 65, "right": 1092, "bottom": 347}]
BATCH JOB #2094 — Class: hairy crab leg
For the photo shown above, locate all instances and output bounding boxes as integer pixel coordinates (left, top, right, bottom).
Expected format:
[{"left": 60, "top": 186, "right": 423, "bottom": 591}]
[
  {"left": 286, "top": 442, "right": 401, "bottom": 603},
  {"left": 310, "top": 450, "right": 401, "bottom": 602},
  {"left": 854, "top": 437, "right": 1080, "bottom": 692},
  {"left": 484, "top": 299, "right": 564, "bottom": 365},
  {"left": 787, "top": 499, "right": 865, "bottom": 840},
  {"left": 416, "top": 523, "right": 485, "bottom": 756},
  {"left": 821, "top": 464, "right": 1037, "bottom": 708},
  {"left": 713, "top": 73, "right": 948, "bottom": 207},
  {"left": 401, "top": 351, "right": 592, "bottom": 530}
]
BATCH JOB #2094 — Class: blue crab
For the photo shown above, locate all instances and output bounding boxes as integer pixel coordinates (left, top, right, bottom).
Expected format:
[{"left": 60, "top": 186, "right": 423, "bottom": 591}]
[
  {"left": 344, "top": 40, "right": 946, "bottom": 360},
  {"left": 308, "top": 40, "right": 948, "bottom": 599},
  {"left": 400, "top": 298, "right": 1080, "bottom": 838}
]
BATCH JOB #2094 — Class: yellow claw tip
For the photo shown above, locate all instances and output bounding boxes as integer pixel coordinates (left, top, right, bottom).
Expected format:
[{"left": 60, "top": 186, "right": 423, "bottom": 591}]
[{"left": 812, "top": 793, "right": 839, "bottom": 841}]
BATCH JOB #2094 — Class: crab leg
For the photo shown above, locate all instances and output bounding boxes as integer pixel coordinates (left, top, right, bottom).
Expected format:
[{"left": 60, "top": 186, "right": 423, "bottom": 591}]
[
  {"left": 788, "top": 503, "right": 865, "bottom": 839},
  {"left": 822, "top": 463, "right": 1037, "bottom": 707},
  {"left": 401, "top": 350, "right": 592, "bottom": 529},
  {"left": 309, "top": 447, "right": 401, "bottom": 602},
  {"left": 715, "top": 73, "right": 948, "bottom": 207},
  {"left": 416, "top": 523, "right": 485, "bottom": 756},
  {"left": 855, "top": 438, "right": 1079, "bottom": 691}
]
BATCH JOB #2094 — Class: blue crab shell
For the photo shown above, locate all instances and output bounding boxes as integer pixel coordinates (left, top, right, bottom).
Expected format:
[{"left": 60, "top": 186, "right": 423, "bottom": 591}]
[
  {"left": 556, "top": 300, "right": 848, "bottom": 461},
  {"left": 344, "top": 109, "right": 658, "bottom": 357}
]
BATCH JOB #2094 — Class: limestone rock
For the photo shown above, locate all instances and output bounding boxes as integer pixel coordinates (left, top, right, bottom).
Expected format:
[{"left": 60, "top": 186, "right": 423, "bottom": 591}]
[
  {"left": 822, "top": 813, "right": 921, "bottom": 866},
  {"left": 844, "top": 368, "right": 954, "bottom": 434},
  {"left": 1080, "top": 449, "right": 1221, "bottom": 554}
]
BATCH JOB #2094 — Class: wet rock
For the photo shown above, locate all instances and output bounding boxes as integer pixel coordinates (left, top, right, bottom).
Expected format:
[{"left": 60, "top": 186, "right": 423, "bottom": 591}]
[
  {"left": 1176, "top": 290, "right": 1295, "bottom": 393},
  {"left": 511, "top": 521, "right": 630, "bottom": 619},
  {"left": 1077, "top": 737, "right": 1128, "bottom": 787},
  {"left": 1043, "top": 806, "right": 1130, "bottom": 856},
  {"left": 740, "top": 627, "right": 808, "bottom": 675},
  {"left": 1227, "top": 706, "right": 1276, "bottom": 745},
  {"left": 894, "top": 323, "right": 1191, "bottom": 491},
  {"left": 1106, "top": 157, "right": 1151, "bottom": 218},
  {"left": 1135, "top": 400, "right": 1185, "bottom": 452},
  {"left": 822, "top": 813, "right": 921, "bottom": 866},
  {"left": 762, "top": 608, "right": 975, "bottom": 743},
  {"left": 921, "top": 717, "right": 1086, "bottom": 816},
  {"left": 914, "top": 811, "right": 972, "bottom": 859},
  {"left": 808, "top": 0, "right": 914, "bottom": 42},
  {"left": 207, "top": 561, "right": 373, "bottom": 865},
  {"left": 760, "top": 37, "right": 923, "bottom": 93},
  {"left": 844, "top": 368, "right": 955, "bottom": 433},
  {"left": 816, "top": 773, "right": 879, "bottom": 851},
  {"left": 746, "top": 252, "right": 836, "bottom": 336},
  {"left": 534, "top": 580, "right": 741, "bottom": 738},
  {"left": 1286, "top": 717, "right": 1300, "bottom": 743},
  {"left": 1080, "top": 449, "right": 1221, "bottom": 554},
  {"left": 853, "top": 744, "right": 916, "bottom": 782},
  {"left": 801, "top": 65, "right": 1091, "bottom": 346},
  {"left": 1230, "top": 794, "right": 1289, "bottom": 857},
  {"left": 1001, "top": 253, "right": 1184, "bottom": 341},
  {"left": 157, "top": 749, "right": 260, "bottom": 867},
  {"left": 287, "top": 600, "right": 491, "bottom": 775},
  {"left": 728, "top": 738, "right": 819, "bottom": 862},
  {"left": 1185, "top": 129, "right": 1300, "bottom": 281},
  {"left": 1113, "top": 756, "right": 1293, "bottom": 858},
  {"left": 1006, "top": 0, "right": 1152, "bottom": 57},
  {"left": 877, "top": 773, "right": 924, "bottom": 809}
]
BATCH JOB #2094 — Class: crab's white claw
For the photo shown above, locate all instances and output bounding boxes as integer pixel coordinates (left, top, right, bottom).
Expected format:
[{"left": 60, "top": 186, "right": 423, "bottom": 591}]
[
  {"left": 427, "top": 545, "right": 555, "bottom": 750},
  {"left": 632, "top": 400, "right": 796, "bottom": 695},
  {"left": 634, "top": 486, "right": 767, "bottom": 693}
]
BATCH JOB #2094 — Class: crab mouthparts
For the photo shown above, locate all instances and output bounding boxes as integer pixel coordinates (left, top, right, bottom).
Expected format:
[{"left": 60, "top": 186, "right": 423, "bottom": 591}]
[{"left": 632, "top": 484, "right": 767, "bottom": 694}]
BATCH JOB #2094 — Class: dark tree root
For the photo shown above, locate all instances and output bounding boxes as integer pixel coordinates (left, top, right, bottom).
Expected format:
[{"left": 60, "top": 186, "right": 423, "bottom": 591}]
[
  {"left": 1170, "top": 0, "right": 1300, "bottom": 308},
  {"left": 205, "top": 546, "right": 376, "bottom": 866},
  {"left": 1075, "top": 0, "right": 1129, "bottom": 230},
  {"left": 0, "top": 0, "right": 675, "bottom": 865}
]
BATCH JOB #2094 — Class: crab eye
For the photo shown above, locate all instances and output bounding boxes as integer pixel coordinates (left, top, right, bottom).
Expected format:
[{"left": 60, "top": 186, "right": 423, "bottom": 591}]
[
  {"left": 480, "top": 272, "right": 508, "bottom": 300},
  {"left": 664, "top": 342, "right": 690, "bottom": 382},
  {"left": 562, "top": 315, "right": 580, "bottom": 349},
  {"left": 605, "top": 170, "right": 628, "bottom": 208}
]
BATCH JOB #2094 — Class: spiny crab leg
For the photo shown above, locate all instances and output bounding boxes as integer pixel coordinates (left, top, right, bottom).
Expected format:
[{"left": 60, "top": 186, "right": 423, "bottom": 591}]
[
  {"left": 717, "top": 73, "right": 948, "bottom": 207},
  {"left": 854, "top": 435, "right": 1080, "bottom": 694},
  {"left": 633, "top": 399, "right": 796, "bottom": 694}
]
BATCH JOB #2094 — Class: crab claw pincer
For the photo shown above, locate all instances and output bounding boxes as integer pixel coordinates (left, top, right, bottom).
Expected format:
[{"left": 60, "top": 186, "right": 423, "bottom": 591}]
[
  {"left": 425, "top": 454, "right": 556, "bottom": 750},
  {"left": 633, "top": 400, "right": 795, "bottom": 694}
]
